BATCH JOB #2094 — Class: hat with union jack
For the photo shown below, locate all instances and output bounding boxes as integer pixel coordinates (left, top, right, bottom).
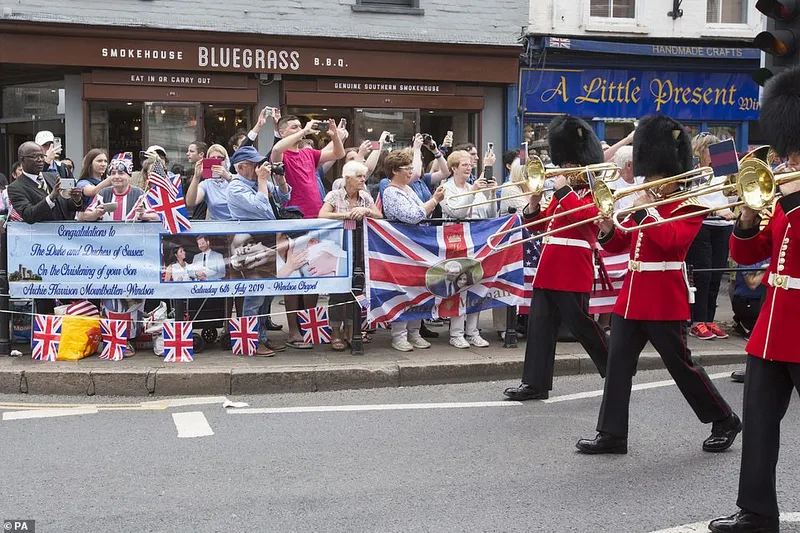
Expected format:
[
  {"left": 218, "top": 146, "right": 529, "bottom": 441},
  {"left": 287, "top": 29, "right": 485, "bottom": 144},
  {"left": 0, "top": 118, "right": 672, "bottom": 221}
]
[{"left": 109, "top": 152, "right": 134, "bottom": 176}]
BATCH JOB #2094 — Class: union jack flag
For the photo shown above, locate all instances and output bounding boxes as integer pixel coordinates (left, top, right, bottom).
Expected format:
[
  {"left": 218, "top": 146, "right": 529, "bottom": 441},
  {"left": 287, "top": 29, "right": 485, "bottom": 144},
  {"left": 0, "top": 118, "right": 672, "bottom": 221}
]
[
  {"left": 589, "top": 248, "right": 627, "bottom": 314},
  {"left": 146, "top": 160, "right": 191, "bottom": 234},
  {"left": 297, "top": 307, "right": 331, "bottom": 344},
  {"left": 228, "top": 316, "right": 259, "bottom": 356},
  {"left": 162, "top": 321, "right": 194, "bottom": 363},
  {"left": 550, "top": 37, "right": 571, "bottom": 49},
  {"left": 365, "top": 216, "right": 525, "bottom": 323},
  {"left": 99, "top": 318, "right": 127, "bottom": 361},
  {"left": 32, "top": 315, "right": 62, "bottom": 361},
  {"left": 361, "top": 306, "right": 388, "bottom": 330}
]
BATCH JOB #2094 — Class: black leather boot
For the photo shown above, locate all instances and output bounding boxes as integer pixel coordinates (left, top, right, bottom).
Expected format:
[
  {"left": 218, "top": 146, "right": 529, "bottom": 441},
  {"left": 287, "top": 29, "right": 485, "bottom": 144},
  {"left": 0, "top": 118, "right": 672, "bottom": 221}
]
[
  {"left": 708, "top": 510, "right": 779, "bottom": 533},
  {"left": 575, "top": 432, "right": 628, "bottom": 455}
]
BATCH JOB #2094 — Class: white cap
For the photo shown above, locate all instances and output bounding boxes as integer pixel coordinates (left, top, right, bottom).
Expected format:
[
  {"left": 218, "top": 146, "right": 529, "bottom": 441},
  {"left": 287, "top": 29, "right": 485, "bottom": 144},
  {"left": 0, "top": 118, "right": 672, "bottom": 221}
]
[
  {"left": 34, "top": 131, "right": 55, "bottom": 146},
  {"left": 141, "top": 145, "right": 168, "bottom": 160}
]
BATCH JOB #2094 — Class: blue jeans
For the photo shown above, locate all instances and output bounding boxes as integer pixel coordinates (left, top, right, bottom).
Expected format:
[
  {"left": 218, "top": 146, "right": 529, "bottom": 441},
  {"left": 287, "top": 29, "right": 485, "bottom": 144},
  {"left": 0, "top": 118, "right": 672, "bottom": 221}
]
[{"left": 243, "top": 295, "right": 274, "bottom": 346}]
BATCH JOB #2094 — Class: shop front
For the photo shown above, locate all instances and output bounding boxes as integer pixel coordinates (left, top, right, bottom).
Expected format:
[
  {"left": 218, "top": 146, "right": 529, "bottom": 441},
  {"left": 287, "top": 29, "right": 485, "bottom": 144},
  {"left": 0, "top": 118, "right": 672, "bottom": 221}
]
[
  {"left": 0, "top": 22, "right": 518, "bottom": 175},
  {"left": 517, "top": 37, "right": 762, "bottom": 158}
]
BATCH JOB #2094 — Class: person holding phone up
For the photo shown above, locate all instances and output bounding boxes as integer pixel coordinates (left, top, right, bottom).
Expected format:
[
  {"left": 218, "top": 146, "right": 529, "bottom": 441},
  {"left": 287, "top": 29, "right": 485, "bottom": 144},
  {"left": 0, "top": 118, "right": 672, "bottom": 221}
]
[{"left": 186, "top": 144, "right": 235, "bottom": 221}]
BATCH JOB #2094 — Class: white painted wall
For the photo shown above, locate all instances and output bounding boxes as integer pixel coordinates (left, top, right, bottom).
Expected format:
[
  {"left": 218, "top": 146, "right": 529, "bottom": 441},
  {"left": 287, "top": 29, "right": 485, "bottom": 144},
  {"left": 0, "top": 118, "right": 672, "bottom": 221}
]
[{"left": 529, "top": 0, "right": 761, "bottom": 41}]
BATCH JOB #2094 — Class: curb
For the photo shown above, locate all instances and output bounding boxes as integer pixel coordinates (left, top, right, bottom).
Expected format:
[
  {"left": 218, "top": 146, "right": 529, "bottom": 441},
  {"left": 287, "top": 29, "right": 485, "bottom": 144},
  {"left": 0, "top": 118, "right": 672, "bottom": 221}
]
[{"left": 0, "top": 351, "right": 747, "bottom": 397}]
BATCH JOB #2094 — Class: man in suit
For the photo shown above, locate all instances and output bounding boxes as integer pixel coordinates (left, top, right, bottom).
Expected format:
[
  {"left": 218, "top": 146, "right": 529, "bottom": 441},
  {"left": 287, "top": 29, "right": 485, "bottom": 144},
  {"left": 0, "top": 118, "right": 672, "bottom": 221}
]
[
  {"left": 191, "top": 235, "right": 226, "bottom": 280},
  {"left": 8, "top": 142, "right": 83, "bottom": 224},
  {"left": 429, "top": 261, "right": 462, "bottom": 298}
]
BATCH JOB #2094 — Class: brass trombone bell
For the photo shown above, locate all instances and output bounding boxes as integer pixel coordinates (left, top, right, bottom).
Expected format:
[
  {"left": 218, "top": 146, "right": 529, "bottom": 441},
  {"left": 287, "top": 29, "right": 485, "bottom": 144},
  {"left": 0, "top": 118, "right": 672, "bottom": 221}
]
[{"left": 610, "top": 160, "right": 790, "bottom": 232}]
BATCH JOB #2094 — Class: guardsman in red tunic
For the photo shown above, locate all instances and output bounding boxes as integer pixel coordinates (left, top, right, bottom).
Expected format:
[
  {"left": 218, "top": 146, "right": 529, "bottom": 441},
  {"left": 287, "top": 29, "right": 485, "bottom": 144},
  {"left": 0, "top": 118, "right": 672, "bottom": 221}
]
[
  {"left": 504, "top": 115, "right": 609, "bottom": 401},
  {"left": 576, "top": 114, "right": 740, "bottom": 455},
  {"left": 709, "top": 67, "right": 800, "bottom": 533}
]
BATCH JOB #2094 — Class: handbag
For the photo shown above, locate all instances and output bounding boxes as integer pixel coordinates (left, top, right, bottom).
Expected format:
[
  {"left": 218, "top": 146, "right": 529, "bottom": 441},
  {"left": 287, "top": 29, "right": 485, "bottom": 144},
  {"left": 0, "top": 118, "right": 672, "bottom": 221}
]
[{"left": 269, "top": 176, "right": 304, "bottom": 219}]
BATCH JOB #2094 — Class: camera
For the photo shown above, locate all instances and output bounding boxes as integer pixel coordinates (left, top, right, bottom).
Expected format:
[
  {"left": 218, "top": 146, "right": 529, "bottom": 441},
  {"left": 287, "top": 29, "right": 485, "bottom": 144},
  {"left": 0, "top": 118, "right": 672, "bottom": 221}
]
[
  {"left": 312, "top": 122, "right": 330, "bottom": 132},
  {"left": 422, "top": 134, "right": 433, "bottom": 145},
  {"left": 386, "top": 133, "right": 396, "bottom": 143},
  {"left": 270, "top": 162, "right": 285, "bottom": 176}
]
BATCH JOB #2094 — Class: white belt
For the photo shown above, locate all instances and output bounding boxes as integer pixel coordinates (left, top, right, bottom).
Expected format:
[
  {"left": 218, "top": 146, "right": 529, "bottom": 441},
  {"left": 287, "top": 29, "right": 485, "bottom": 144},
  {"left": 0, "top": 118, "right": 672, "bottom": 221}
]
[
  {"left": 768, "top": 272, "right": 800, "bottom": 290},
  {"left": 541, "top": 236, "right": 592, "bottom": 250},
  {"left": 628, "top": 260, "right": 684, "bottom": 272}
]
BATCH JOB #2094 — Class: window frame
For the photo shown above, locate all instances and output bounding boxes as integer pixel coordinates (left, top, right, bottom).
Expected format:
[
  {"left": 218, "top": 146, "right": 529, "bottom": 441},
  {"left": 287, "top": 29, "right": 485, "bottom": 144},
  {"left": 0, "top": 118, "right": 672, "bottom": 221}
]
[
  {"left": 582, "top": 0, "right": 647, "bottom": 33},
  {"left": 352, "top": 0, "right": 424, "bottom": 15},
  {"left": 706, "top": 0, "right": 749, "bottom": 26}
]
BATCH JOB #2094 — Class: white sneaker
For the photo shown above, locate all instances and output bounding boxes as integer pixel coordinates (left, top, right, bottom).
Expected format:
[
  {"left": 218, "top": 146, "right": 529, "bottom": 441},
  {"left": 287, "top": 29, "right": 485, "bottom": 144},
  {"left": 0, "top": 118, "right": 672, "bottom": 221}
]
[
  {"left": 467, "top": 334, "right": 490, "bottom": 348},
  {"left": 449, "top": 336, "right": 470, "bottom": 349},
  {"left": 391, "top": 340, "right": 414, "bottom": 352},
  {"left": 408, "top": 335, "right": 431, "bottom": 349}
]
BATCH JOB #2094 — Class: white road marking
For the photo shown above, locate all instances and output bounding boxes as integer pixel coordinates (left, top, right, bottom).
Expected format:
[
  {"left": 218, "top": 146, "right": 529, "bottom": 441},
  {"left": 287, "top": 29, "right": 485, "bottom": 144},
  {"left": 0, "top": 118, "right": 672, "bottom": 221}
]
[
  {"left": 141, "top": 396, "right": 229, "bottom": 409},
  {"left": 227, "top": 401, "right": 522, "bottom": 415},
  {"left": 172, "top": 411, "right": 214, "bottom": 438},
  {"left": 542, "top": 372, "right": 732, "bottom": 404},
  {"left": 2, "top": 407, "right": 98, "bottom": 421},
  {"left": 649, "top": 512, "right": 800, "bottom": 532}
]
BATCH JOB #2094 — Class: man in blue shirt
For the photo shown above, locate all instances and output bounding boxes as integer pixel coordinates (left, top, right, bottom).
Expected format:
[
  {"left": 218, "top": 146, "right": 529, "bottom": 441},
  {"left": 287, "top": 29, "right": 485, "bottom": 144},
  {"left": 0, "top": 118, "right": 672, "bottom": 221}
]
[
  {"left": 228, "top": 146, "right": 292, "bottom": 356},
  {"left": 729, "top": 260, "right": 768, "bottom": 383}
]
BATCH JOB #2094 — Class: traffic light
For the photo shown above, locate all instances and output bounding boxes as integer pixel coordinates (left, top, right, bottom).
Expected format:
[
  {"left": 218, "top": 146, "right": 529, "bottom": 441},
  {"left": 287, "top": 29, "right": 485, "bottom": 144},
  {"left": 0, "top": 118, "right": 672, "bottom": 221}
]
[{"left": 753, "top": 0, "right": 800, "bottom": 85}]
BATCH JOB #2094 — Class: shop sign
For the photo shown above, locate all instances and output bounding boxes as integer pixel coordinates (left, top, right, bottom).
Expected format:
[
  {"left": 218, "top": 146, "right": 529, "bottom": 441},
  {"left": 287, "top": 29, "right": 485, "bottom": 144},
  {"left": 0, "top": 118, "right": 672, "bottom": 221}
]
[
  {"left": 318, "top": 80, "right": 456, "bottom": 94},
  {"left": 90, "top": 70, "right": 249, "bottom": 89},
  {"left": 520, "top": 68, "right": 760, "bottom": 121}
]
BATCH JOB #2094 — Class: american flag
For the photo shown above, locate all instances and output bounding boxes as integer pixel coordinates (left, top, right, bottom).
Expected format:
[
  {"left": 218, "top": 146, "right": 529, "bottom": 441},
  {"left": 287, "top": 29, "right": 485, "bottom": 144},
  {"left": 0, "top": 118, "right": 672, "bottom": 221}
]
[
  {"left": 7, "top": 206, "right": 22, "bottom": 222},
  {"left": 518, "top": 227, "right": 543, "bottom": 315},
  {"left": 550, "top": 37, "right": 572, "bottom": 49},
  {"left": 589, "top": 248, "right": 628, "bottom": 314},
  {"left": 229, "top": 316, "right": 259, "bottom": 356},
  {"left": 298, "top": 307, "right": 331, "bottom": 344},
  {"left": 65, "top": 299, "right": 100, "bottom": 317},
  {"left": 146, "top": 160, "right": 191, "bottom": 234},
  {"left": 365, "top": 216, "right": 525, "bottom": 323},
  {"left": 99, "top": 318, "right": 127, "bottom": 361},
  {"left": 163, "top": 321, "right": 194, "bottom": 363},
  {"left": 32, "top": 315, "right": 62, "bottom": 361}
]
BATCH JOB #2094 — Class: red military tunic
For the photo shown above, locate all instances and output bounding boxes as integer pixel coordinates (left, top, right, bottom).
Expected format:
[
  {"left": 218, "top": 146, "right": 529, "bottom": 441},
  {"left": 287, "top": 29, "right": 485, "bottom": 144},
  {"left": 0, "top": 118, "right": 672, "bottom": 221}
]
[
  {"left": 729, "top": 191, "right": 800, "bottom": 363},
  {"left": 525, "top": 185, "right": 599, "bottom": 293},
  {"left": 599, "top": 199, "right": 705, "bottom": 321}
]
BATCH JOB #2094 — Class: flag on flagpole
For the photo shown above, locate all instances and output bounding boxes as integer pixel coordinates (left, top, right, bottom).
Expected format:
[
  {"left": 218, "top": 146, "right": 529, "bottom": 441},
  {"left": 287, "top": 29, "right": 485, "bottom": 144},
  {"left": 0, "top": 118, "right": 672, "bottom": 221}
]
[
  {"left": 32, "top": 315, "right": 62, "bottom": 361},
  {"left": 163, "top": 321, "right": 194, "bottom": 362},
  {"left": 297, "top": 307, "right": 332, "bottom": 344},
  {"left": 99, "top": 319, "right": 127, "bottom": 361},
  {"left": 228, "top": 317, "right": 259, "bottom": 356}
]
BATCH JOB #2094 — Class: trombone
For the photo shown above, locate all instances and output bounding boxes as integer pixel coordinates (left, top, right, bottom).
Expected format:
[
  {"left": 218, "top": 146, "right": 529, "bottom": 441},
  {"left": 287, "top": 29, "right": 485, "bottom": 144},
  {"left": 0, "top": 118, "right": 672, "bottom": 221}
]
[
  {"left": 444, "top": 155, "right": 620, "bottom": 209},
  {"left": 610, "top": 159, "right": 798, "bottom": 232},
  {"left": 487, "top": 167, "right": 714, "bottom": 252}
]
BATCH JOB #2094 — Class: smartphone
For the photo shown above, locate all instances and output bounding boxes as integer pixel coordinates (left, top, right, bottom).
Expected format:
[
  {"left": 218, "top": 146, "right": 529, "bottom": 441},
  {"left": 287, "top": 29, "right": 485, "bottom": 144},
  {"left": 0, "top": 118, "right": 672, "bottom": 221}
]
[
  {"left": 369, "top": 141, "right": 380, "bottom": 150},
  {"left": 262, "top": 106, "right": 273, "bottom": 117},
  {"left": 313, "top": 122, "right": 330, "bottom": 132},
  {"left": 59, "top": 177, "right": 75, "bottom": 198},
  {"left": 487, "top": 142, "right": 494, "bottom": 154},
  {"left": 53, "top": 137, "right": 62, "bottom": 151},
  {"left": 447, "top": 130, "right": 453, "bottom": 138},
  {"left": 202, "top": 157, "right": 224, "bottom": 179}
]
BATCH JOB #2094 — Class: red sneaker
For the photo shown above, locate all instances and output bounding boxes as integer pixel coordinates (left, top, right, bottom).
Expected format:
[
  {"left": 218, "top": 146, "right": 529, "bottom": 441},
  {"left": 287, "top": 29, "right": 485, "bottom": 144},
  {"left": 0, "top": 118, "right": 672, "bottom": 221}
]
[
  {"left": 706, "top": 322, "right": 729, "bottom": 339},
  {"left": 690, "top": 323, "right": 716, "bottom": 340}
]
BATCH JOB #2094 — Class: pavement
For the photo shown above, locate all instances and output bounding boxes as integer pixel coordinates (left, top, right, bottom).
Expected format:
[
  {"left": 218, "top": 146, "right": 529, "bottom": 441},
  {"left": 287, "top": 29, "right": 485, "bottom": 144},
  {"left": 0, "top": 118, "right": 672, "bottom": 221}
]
[
  {"left": 0, "top": 296, "right": 748, "bottom": 396},
  {"left": 2, "top": 367, "right": 799, "bottom": 533}
]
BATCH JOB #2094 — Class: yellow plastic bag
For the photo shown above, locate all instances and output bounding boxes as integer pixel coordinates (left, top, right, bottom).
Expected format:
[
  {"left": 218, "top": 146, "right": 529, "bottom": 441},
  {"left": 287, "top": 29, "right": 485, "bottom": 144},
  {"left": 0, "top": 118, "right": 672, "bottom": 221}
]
[{"left": 57, "top": 316, "right": 102, "bottom": 361}]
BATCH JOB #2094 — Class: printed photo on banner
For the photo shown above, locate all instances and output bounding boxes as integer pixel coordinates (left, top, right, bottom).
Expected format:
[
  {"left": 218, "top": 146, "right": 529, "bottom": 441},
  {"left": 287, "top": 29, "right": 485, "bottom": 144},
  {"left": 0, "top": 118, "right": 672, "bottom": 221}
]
[
  {"left": 161, "top": 234, "right": 229, "bottom": 282},
  {"left": 426, "top": 258, "right": 484, "bottom": 298},
  {"left": 276, "top": 228, "right": 347, "bottom": 278}
]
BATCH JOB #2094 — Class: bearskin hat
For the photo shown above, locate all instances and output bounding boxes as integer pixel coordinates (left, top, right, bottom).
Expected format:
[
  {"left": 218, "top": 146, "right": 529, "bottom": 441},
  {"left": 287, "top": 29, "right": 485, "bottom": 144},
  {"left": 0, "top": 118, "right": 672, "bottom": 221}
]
[
  {"left": 547, "top": 115, "right": 604, "bottom": 167},
  {"left": 633, "top": 114, "right": 693, "bottom": 178},
  {"left": 760, "top": 66, "right": 800, "bottom": 158}
]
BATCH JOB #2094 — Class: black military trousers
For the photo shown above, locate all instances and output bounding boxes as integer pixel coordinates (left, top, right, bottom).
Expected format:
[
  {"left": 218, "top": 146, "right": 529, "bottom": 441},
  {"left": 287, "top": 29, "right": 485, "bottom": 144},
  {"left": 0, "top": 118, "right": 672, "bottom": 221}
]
[
  {"left": 736, "top": 355, "right": 800, "bottom": 518},
  {"left": 597, "top": 314, "right": 732, "bottom": 438},
  {"left": 522, "top": 288, "right": 609, "bottom": 391}
]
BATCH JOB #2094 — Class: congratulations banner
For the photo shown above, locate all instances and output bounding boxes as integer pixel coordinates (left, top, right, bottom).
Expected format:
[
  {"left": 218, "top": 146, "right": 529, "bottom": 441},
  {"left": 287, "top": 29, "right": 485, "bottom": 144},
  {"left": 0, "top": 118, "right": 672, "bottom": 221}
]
[
  {"left": 520, "top": 68, "right": 760, "bottom": 121},
  {"left": 7, "top": 220, "right": 352, "bottom": 299},
  {"left": 365, "top": 216, "right": 525, "bottom": 323}
]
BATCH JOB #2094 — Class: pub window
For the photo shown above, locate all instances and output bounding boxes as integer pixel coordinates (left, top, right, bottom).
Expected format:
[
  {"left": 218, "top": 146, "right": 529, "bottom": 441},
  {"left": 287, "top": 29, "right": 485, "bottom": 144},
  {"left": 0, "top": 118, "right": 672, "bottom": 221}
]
[
  {"left": 707, "top": 0, "right": 747, "bottom": 23},
  {"left": 589, "top": 0, "right": 635, "bottom": 18}
]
